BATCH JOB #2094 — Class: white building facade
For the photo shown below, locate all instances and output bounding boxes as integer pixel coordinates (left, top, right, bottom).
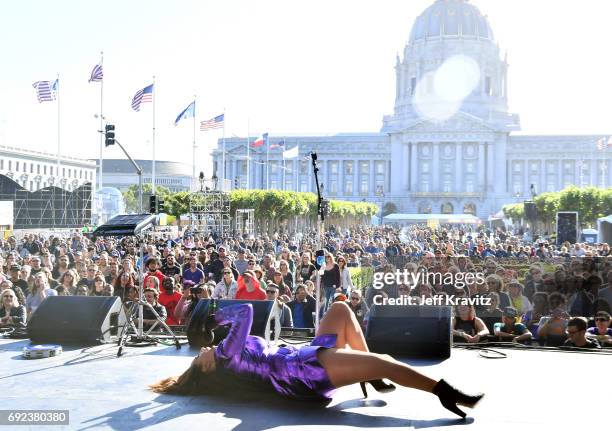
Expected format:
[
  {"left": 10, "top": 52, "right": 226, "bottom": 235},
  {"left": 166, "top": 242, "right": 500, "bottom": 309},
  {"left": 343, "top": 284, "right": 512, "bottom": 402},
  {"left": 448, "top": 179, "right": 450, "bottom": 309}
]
[
  {"left": 212, "top": 0, "right": 611, "bottom": 219},
  {"left": 0, "top": 145, "right": 96, "bottom": 192}
]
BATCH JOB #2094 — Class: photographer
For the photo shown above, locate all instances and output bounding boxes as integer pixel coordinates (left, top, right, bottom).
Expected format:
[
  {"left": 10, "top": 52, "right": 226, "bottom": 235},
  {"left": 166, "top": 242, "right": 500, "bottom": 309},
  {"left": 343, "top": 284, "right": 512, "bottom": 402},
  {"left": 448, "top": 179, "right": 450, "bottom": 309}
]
[
  {"left": 174, "top": 281, "right": 211, "bottom": 326},
  {"left": 158, "top": 277, "right": 182, "bottom": 325}
]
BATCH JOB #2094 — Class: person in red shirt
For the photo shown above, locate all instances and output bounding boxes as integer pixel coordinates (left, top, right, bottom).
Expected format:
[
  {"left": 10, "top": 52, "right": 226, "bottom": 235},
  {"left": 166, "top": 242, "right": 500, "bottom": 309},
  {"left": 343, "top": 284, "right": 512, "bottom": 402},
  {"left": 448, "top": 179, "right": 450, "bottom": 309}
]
[
  {"left": 235, "top": 270, "right": 266, "bottom": 300},
  {"left": 158, "top": 277, "right": 183, "bottom": 326},
  {"left": 143, "top": 257, "right": 165, "bottom": 289}
]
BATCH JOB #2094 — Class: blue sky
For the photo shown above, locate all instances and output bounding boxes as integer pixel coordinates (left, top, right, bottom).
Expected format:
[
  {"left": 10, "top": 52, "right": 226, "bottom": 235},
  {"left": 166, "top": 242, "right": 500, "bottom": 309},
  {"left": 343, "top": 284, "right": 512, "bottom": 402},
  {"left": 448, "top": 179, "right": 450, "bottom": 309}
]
[{"left": 0, "top": 0, "right": 611, "bottom": 172}]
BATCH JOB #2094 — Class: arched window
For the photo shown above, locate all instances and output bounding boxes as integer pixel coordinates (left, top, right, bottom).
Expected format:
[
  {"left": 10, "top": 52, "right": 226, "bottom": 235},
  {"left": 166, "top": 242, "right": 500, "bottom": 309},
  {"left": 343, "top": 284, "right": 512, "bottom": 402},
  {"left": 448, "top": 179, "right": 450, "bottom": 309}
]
[
  {"left": 418, "top": 202, "right": 432, "bottom": 214},
  {"left": 441, "top": 202, "right": 454, "bottom": 214},
  {"left": 463, "top": 203, "right": 476, "bottom": 215}
]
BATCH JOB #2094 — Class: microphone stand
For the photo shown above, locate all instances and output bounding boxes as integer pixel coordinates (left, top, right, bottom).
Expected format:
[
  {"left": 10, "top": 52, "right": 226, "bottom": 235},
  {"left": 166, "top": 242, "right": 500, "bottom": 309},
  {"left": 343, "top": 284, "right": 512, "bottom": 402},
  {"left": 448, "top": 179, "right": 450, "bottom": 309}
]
[{"left": 310, "top": 153, "right": 325, "bottom": 332}]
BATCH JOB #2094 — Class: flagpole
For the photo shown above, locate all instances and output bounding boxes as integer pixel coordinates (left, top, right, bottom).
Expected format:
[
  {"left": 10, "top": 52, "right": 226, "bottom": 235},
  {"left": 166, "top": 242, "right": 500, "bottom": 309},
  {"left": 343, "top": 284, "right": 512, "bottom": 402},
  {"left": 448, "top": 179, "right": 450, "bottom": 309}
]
[
  {"left": 192, "top": 95, "right": 197, "bottom": 191},
  {"left": 246, "top": 118, "right": 250, "bottom": 189},
  {"left": 99, "top": 52, "right": 104, "bottom": 196},
  {"left": 152, "top": 76, "right": 156, "bottom": 195},
  {"left": 266, "top": 137, "right": 269, "bottom": 189},
  {"left": 295, "top": 142, "right": 299, "bottom": 192},
  {"left": 222, "top": 108, "right": 226, "bottom": 185},
  {"left": 282, "top": 142, "right": 285, "bottom": 191},
  {"left": 56, "top": 73, "right": 61, "bottom": 184}
]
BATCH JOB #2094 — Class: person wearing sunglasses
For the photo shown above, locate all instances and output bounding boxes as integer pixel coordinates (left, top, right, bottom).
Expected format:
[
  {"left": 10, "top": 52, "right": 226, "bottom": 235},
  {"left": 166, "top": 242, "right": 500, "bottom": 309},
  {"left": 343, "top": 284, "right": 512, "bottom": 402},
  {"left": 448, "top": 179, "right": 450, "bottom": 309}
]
[
  {"left": 213, "top": 269, "right": 238, "bottom": 300},
  {"left": 0, "top": 289, "right": 26, "bottom": 328},
  {"left": 347, "top": 290, "right": 368, "bottom": 331},
  {"left": 586, "top": 311, "right": 612, "bottom": 346},
  {"left": 265, "top": 284, "right": 293, "bottom": 328}
]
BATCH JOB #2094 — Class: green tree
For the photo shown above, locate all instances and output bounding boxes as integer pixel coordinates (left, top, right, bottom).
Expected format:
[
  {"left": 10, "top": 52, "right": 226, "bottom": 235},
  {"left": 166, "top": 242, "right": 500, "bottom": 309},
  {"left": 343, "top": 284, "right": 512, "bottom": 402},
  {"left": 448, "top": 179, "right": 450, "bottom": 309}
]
[
  {"left": 383, "top": 202, "right": 398, "bottom": 217},
  {"left": 122, "top": 184, "right": 171, "bottom": 213}
]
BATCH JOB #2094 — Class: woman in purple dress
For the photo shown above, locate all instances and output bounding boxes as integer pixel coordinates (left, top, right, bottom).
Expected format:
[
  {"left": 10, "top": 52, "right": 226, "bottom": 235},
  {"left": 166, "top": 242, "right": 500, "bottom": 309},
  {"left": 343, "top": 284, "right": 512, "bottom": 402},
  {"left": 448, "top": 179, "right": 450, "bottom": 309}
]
[{"left": 151, "top": 302, "right": 483, "bottom": 419}]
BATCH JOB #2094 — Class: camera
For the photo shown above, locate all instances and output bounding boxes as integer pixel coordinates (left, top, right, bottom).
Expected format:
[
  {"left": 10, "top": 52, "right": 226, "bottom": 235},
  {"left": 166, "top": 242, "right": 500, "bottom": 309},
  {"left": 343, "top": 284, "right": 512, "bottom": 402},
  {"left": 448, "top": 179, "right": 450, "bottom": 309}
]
[{"left": 190, "top": 286, "right": 203, "bottom": 295}]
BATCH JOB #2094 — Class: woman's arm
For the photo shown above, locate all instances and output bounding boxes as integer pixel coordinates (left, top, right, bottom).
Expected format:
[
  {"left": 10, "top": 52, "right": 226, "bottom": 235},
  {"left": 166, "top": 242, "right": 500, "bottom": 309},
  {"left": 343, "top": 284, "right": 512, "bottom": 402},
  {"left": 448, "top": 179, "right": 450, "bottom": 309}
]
[
  {"left": 215, "top": 303, "right": 253, "bottom": 359},
  {"left": 474, "top": 318, "right": 490, "bottom": 337},
  {"left": 173, "top": 296, "right": 188, "bottom": 322}
]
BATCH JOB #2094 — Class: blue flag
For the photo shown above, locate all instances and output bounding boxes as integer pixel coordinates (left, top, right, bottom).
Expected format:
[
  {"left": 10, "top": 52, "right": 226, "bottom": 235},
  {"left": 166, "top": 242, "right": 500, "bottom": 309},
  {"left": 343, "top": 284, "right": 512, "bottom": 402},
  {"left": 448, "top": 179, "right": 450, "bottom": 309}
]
[{"left": 174, "top": 101, "right": 196, "bottom": 126}]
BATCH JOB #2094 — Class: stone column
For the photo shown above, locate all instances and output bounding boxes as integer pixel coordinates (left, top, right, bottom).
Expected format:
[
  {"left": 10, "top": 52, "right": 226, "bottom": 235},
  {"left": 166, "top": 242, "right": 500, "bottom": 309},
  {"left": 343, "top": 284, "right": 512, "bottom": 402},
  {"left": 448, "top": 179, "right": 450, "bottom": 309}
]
[
  {"left": 478, "top": 142, "right": 485, "bottom": 192},
  {"left": 486, "top": 142, "right": 494, "bottom": 192},
  {"left": 590, "top": 158, "right": 597, "bottom": 186},
  {"left": 432, "top": 143, "right": 440, "bottom": 191},
  {"left": 455, "top": 142, "right": 463, "bottom": 192},
  {"left": 557, "top": 160, "right": 563, "bottom": 190},
  {"left": 574, "top": 160, "right": 581, "bottom": 187},
  {"left": 410, "top": 143, "right": 418, "bottom": 192},
  {"left": 370, "top": 159, "right": 376, "bottom": 197},
  {"left": 403, "top": 142, "right": 410, "bottom": 191},
  {"left": 523, "top": 160, "right": 529, "bottom": 198}
]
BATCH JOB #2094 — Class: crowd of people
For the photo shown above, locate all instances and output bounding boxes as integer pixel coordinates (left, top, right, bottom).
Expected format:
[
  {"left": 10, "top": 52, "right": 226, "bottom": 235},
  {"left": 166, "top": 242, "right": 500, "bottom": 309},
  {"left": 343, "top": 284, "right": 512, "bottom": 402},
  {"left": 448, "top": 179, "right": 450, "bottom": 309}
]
[{"left": 0, "top": 224, "right": 610, "bottom": 349}]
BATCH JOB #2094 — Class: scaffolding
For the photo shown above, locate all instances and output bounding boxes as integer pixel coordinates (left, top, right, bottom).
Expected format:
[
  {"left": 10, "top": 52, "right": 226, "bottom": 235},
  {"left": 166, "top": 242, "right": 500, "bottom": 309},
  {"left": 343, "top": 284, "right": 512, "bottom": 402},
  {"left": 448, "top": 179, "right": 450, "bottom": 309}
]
[
  {"left": 188, "top": 189, "right": 231, "bottom": 238},
  {"left": 0, "top": 174, "right": 91, "bottom": 229},
  {"left": 235, "top": 208, "right": 255, "bottom": 238}
]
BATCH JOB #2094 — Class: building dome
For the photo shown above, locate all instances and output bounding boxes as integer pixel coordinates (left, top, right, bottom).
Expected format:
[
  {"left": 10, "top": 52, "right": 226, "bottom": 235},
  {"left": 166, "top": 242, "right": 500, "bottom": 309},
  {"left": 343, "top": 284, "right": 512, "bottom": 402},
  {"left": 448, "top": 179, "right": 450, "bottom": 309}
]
[{"left": 409, "top": 0, "right": 494, "bottom": 44}]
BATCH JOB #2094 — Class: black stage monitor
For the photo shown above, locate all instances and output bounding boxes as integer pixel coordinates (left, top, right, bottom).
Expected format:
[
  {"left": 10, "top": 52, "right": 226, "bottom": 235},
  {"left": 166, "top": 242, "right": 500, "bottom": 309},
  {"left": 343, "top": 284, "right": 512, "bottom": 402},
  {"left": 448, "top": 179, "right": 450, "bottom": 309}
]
[
  {"left": 187, "top": 299, "right": 274, "bottom": 347},
  {"left": 93, "top": 214, "right": 157, "bottom": 237},
  {"left": 365, "top": 305, "right": 452, "bottom": 359}
]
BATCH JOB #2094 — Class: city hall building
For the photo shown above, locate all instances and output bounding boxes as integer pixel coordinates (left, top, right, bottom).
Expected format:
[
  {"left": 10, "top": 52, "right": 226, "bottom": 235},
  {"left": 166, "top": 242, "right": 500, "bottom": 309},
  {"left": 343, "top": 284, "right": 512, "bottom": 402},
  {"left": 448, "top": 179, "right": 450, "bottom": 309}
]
[{"left": 212, "top": 0, "right": 611, "bottom": 219}]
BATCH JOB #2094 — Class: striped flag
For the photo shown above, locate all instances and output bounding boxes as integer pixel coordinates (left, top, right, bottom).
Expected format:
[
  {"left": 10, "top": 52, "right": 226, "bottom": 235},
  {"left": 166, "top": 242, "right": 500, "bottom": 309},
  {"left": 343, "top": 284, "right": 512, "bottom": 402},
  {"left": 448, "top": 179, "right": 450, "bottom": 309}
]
[
  {"left": 251, "top": 133, "right": 267, "bottom": 148},
  {"left": 269, "top": 139, "right": 285, "bottom": 150},
  {"left": 200, "top": 114, "right": 224, "bottom": 131},
  {"left": 174, "top": 101, "right": 195, "bottom": 126},
  {"left": 131, "top": 83, "right": 154, "bottom": 111},
  {"left": 88, "top": 63, "right": 103, "bottom": 82},
  {"left": 32, "top": 80, "right": 58, "bottom": 103}
]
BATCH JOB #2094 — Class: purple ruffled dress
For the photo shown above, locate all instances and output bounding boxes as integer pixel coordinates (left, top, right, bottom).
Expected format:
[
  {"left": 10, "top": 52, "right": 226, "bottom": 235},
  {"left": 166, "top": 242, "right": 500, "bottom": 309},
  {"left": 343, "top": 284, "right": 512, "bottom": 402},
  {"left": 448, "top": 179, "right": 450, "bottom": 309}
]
[{"left": 213, "top": 303, "right": 337, "bottom": 402}]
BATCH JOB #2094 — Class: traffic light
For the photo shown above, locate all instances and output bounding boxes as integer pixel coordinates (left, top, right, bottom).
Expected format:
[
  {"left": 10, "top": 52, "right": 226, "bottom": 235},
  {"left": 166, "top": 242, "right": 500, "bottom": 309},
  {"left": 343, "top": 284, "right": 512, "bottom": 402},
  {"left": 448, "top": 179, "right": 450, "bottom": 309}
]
[
  {"left": 157, "top": 196, "right": 166, "bottom": 213},
  {"left": 234, "top": 177, "right": 239, "bottom": 189},
  {"left": 149, "top": 195, "right": 157, "bottom": 214},
  {"left": 104, "top": 124, "right": 115, "bottom": 146}
]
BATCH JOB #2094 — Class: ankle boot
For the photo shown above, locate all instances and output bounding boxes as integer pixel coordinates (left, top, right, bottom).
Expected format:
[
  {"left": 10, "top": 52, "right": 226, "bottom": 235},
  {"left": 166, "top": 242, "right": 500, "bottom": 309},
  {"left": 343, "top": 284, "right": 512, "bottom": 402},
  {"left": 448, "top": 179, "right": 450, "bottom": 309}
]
[
  {"left": 359, "top": 379, "right": 396, "bottom": 398},
  {"left": 432, "top": 379, "right": 484, "bottom": 419}
]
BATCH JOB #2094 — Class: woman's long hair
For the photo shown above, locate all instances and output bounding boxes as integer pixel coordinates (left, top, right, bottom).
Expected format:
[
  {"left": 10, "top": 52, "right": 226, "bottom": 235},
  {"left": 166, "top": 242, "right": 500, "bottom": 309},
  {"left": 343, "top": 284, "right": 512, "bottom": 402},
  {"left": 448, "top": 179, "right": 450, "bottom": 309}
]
[{"left": 150, "top": 361, "right": 273, "bottom": 396}]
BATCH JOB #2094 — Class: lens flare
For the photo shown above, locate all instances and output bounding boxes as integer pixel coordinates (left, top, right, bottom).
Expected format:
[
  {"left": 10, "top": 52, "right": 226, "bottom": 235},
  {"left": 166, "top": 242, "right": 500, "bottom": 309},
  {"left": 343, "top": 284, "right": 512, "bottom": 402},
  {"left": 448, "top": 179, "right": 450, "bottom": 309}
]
[{"left": 413, "top": 55, "right": 481, "bottom": 121}]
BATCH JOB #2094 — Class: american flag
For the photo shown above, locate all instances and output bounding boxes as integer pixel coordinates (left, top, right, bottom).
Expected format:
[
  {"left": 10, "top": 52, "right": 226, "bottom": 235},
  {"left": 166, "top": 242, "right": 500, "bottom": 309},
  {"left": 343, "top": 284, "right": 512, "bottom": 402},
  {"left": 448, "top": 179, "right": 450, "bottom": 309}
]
[
  {"left": 32, "top": 80, "right": 57, "bottom": 103},
  {"left": 131, "top": 84, "right": 154, "bottom": 111},
  {"left": 596, "top": 136, "right": 612, "bottom": 150},
  {"left": 200, "top": 114, "right": 224, "bottom": 131},
  {"left": 88, "top": 63, "right": 103, "bottom": 82}
]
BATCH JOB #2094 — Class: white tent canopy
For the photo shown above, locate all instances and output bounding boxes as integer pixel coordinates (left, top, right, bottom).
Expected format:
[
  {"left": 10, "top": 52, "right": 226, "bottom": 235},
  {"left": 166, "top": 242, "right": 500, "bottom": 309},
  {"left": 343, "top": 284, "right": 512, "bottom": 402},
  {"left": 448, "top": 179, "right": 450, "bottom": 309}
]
[{"left": 383, "top": 213, "right": 482, "bottom": 225}]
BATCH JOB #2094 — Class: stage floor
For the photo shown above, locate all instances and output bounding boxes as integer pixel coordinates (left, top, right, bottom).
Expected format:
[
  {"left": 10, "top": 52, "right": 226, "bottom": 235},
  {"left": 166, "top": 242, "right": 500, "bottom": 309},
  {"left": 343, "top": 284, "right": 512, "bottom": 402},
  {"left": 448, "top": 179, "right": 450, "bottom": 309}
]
[{"left": 1, "top": 337, "right": 610, "bottom": 430}]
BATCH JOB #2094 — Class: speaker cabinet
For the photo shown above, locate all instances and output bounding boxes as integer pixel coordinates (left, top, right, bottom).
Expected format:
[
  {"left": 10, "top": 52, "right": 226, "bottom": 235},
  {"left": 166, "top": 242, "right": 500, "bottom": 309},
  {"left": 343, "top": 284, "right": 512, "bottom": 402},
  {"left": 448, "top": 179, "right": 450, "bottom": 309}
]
[
  {"left": 27, "top": 296, "right": 125, "bottom": 345},
  {"left": 365, "top": 305, "right": 452, "bottom": 359},
  {"left": 524, "top": 202, "right": 538, "bottom": 220},
  {"left": 556, "top": 211, "right": 578, "bottom": 245}
]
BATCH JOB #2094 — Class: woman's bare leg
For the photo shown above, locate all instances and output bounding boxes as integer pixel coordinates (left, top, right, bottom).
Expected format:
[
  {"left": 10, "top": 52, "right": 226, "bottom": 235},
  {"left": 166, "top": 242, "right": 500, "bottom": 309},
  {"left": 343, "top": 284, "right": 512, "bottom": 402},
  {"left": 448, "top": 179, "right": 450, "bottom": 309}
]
[
  {"left": 317, "top": 348, "right": 437, "bottom": 393},
  {"left": 316, "top": 301, "right": 368, "bottom": 351}
]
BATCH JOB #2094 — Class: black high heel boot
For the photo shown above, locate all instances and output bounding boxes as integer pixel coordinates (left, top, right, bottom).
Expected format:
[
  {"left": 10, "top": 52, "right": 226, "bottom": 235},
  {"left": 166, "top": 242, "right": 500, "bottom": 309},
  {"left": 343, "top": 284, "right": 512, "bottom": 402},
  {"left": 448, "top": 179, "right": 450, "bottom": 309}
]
[
  {"left": 359, "top": 379, "right": 396, "bottom": 398},
  {"left": 432, "top": 379, "right": 484, "bottom": 419}
]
